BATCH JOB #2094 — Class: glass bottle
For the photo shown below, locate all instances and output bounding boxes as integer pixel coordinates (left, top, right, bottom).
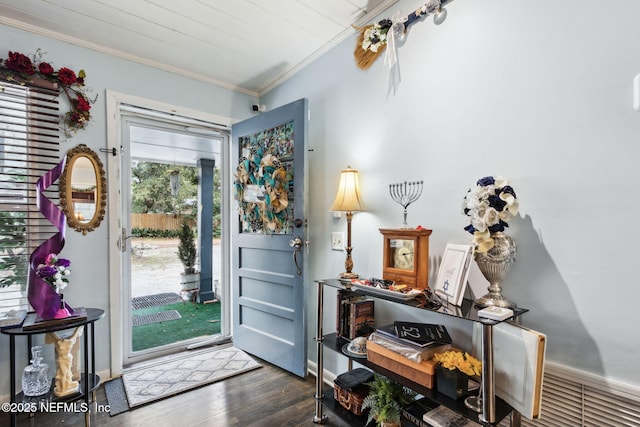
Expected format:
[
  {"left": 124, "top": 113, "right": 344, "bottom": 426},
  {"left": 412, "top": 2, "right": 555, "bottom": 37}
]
[{"left": 22, "top": 345, "right": 51, "bottom": 396}]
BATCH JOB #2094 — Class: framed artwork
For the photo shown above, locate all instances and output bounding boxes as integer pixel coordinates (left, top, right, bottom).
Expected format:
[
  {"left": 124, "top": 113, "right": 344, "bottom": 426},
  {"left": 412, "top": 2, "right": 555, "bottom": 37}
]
[{"left": 433, "top": 243, "right": 474, "bottom": 306}]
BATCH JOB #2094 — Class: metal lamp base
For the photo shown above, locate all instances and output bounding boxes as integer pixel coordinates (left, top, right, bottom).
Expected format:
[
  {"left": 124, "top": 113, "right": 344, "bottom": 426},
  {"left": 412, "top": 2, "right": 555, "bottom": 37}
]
[
  {"left": 475, "top": 293, "right": 517, "bottom": 309},
  {"left": 339, "top": 272, "right": 359, "bottom": 279}
]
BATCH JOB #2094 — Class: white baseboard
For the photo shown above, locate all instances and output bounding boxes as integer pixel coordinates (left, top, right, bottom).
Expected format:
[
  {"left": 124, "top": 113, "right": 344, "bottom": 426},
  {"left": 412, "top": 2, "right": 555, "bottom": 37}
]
[{"left": 306, "top": 360, "right": 336, "bottom": 388}]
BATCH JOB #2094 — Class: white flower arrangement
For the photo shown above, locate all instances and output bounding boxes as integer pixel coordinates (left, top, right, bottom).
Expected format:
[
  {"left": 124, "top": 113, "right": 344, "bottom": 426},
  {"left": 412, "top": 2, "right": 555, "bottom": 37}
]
[
  {"left": 361, "top": 19, "right": 391, "bottom": 53},
  {"left": 462, "top": 176, "right": 518, "bottom": 253}
]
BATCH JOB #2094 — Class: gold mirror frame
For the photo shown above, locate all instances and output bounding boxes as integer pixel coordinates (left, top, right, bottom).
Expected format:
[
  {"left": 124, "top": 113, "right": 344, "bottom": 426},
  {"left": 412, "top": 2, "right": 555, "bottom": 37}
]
[{"left": 59, "top": 144, "right": 107, "bottom": 235}]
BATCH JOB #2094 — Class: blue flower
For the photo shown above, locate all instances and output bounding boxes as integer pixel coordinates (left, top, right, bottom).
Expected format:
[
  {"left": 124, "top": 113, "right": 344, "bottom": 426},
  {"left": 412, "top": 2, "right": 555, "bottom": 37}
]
[
  {"left": 487, "top": 194, "right": 506, "bottom": 211},
  {"left": 476, "top": 176, "right": 495, "bottom": 186}
]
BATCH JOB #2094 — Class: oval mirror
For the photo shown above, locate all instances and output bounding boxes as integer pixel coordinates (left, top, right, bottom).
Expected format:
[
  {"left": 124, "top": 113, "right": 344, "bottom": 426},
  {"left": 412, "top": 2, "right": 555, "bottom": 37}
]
[{"left": 59, "top": 144, "right": 107, "bottom": 235}]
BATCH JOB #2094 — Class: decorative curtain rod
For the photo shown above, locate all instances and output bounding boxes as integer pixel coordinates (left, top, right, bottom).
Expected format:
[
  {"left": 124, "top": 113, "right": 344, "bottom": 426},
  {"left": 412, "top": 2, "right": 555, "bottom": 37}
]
[{"left": 354, "top": 0, "right": 451, "bottom": 70}]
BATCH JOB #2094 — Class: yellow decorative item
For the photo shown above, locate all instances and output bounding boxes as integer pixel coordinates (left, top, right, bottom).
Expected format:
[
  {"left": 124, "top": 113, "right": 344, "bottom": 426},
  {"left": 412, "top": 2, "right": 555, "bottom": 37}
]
[{"left": 433, "top": 350, "right": 482, "bottom": 377}]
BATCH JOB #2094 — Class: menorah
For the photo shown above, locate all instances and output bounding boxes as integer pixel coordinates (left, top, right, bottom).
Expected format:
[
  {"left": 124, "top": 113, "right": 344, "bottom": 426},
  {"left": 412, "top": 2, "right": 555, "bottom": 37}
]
[{"left": 389, "top": 180, "right": 424, "bottom": 228}]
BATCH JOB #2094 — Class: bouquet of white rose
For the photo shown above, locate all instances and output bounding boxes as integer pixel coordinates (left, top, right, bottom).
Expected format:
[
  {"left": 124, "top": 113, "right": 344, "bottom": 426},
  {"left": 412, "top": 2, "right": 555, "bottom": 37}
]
[{"left": 462, "top": 176, "right": 518, "bottom": 253}]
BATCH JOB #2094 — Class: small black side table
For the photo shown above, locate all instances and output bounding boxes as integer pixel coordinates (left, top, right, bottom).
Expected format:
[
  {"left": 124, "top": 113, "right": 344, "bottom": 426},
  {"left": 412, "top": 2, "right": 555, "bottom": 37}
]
[{"left": 1, "top": 308, "right": 105, "bottom": 427}]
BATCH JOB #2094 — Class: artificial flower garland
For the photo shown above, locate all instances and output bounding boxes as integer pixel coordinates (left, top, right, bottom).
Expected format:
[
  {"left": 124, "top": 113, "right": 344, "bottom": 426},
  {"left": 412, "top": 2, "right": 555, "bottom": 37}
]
[
  {"left": 0, "top": 49, "right": 95, "bottom": 137},
  {"left": 234, "top": 147, "right": 291, "bottom": 233}
]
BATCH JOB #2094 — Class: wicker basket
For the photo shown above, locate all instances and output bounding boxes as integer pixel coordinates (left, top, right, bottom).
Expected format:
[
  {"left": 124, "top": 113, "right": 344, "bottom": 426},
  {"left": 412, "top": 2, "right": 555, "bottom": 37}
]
[{"left": 333, "top": 368, "right": 373, "bottom": 416}]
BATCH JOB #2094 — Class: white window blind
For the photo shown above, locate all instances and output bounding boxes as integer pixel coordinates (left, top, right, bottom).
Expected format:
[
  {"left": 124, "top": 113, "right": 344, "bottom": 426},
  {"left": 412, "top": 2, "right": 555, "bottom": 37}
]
[{"left": 0, "top": 80, "right": 61, "bottom": 313}]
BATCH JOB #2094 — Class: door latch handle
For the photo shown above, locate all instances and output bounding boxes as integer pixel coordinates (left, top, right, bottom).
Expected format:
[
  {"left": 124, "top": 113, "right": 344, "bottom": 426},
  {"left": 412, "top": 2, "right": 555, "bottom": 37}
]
[
  {"left": 118, "top": 228, "right": 132, "bottom": 252},
  {"left": 289, "top": 236, "right": 303, "bottom": 275}
]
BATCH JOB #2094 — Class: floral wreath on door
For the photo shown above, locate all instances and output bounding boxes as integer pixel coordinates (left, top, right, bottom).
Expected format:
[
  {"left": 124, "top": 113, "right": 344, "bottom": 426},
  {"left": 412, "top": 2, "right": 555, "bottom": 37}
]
[{"left": 234, "top": 146, "right": 292, "bottom": 233}]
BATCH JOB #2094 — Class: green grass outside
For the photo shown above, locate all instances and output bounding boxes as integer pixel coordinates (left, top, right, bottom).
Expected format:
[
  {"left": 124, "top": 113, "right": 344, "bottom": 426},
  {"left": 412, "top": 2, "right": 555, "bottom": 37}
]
[{"left": 132, "top": 301, "right": 221, "bottom": 352}]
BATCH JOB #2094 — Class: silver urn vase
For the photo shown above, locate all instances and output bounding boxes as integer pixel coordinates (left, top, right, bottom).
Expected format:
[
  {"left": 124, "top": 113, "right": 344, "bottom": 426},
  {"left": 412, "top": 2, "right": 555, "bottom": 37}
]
[{"left": 474, "top": 232, "right": 517, "bottom": 308}]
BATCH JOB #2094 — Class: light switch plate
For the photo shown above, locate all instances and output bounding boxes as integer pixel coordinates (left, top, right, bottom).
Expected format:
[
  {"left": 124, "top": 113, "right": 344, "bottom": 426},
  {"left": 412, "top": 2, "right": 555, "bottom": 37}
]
[
  {"left": 331, "top": 232, "right": 344, "bottom": 251},
  {"left": 634, "top": 73, "right": 640, "bottom": 111}
]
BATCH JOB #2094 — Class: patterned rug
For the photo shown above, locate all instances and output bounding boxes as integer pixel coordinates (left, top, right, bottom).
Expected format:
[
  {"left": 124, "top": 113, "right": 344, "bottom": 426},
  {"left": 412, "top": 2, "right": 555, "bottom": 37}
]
[{"left": 122, "top": 345, "right": 261, "bottom": 407}]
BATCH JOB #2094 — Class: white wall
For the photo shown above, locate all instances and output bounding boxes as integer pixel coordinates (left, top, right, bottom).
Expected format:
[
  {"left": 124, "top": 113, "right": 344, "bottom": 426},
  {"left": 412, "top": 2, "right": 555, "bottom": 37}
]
[
  {"left": 0, "top": 24, "right": 257, "bottom": 398},
  {"left": 262, "top": 0, "right": 640, "bottom": 388}
]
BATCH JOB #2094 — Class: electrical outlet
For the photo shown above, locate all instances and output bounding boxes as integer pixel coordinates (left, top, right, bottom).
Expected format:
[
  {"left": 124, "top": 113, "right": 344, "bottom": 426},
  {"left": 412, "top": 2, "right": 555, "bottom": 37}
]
[{"left": 331, "top": 232, "right": 344, "bottom": 251}]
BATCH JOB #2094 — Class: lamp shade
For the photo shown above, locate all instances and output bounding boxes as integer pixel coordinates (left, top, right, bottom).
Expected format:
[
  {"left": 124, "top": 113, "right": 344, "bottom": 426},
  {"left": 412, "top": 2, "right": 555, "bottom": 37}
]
[{"left": 330, "top": 166, "right": 365, "bottom": 212}]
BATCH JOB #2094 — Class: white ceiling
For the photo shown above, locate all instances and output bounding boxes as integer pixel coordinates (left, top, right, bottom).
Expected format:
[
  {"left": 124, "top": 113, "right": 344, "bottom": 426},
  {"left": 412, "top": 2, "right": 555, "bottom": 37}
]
[{"left": 0, "top": 0, "right": 397, "bottom": 97}]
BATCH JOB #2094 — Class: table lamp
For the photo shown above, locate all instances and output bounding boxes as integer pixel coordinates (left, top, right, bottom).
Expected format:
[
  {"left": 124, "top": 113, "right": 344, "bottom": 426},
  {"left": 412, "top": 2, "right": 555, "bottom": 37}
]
[{"left": 330, "top": 166, "right": 365, "bottom": 279}]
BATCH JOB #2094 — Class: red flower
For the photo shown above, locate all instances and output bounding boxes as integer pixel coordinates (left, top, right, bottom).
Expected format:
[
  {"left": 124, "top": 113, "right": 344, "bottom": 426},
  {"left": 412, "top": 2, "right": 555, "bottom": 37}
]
[
  {"left": 75, "top": 95, "right": 91, "bottom": 112},
  {"left": 57, "top": 67, "right": 77, "bottom": 85},
  {"left": 38, "top": 62, "right": 54, "bottom": 75},
  {"left": 5, "top": 51, "right": 35, "bottom": 75}
]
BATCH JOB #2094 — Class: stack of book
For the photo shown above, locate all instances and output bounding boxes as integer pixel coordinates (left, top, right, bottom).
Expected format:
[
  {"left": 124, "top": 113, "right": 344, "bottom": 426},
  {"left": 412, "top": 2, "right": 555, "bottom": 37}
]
[
  {"left": 401, "top": 398, "right": 481, "bottom": 427},
  {"left": 392, "top": 321, "right": 452, "bottom": 346},
  {"left": 370, "top": 322, "right": 453, "bottom": 363},
  {"left": 336, "top": 290, "right": 375, "bottom": 340}
]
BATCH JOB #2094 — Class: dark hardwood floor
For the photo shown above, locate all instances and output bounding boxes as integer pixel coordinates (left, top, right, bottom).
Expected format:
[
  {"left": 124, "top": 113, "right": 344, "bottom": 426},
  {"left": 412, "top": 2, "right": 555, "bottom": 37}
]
[{"left": 1, "top": 358, "right": 358, "bottom": 427}]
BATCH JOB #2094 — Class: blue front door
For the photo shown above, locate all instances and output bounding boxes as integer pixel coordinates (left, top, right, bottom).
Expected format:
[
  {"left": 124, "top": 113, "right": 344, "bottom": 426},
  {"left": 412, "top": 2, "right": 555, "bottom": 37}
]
[{"left": 231, "top": 99, "right": 308, "bottom": 377}]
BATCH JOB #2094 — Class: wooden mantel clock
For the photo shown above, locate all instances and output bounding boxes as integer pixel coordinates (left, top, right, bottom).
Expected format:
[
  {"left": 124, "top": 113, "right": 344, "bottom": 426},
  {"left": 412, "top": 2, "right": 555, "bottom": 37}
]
[{"left": 379, "top": 227, "right": 432, "bottom": 289}]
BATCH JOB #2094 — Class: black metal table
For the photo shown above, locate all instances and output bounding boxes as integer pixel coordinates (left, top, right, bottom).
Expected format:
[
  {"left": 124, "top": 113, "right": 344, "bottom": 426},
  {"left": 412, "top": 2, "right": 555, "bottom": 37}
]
[{"left": 1, "top": 308, "right": 105, "bottom": 427}]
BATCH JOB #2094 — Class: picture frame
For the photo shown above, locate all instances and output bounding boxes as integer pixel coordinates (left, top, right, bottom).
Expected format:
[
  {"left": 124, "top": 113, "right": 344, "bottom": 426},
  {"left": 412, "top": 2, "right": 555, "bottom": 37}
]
[{"left": 433, "top": 243, "right": 474, "bottom": 306}]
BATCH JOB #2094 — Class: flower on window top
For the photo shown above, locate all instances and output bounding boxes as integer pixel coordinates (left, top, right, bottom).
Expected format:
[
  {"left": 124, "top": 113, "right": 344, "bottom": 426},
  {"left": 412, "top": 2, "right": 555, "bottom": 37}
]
[
  {"left": 36, "top": 253, "right": 71, "bottom": 294},
  {"left": 0, "top": 49, "right": 95, "bottom": 138},
  {"left": 462, "top": 176, "right": 518, "bottom": 253}
]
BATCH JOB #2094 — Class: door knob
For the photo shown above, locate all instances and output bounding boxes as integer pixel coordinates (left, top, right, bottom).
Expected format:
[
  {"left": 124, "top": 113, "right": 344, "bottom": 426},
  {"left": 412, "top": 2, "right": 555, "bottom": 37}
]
[{"left": 289, "top": 237, "right": 303, "bottom": 249}]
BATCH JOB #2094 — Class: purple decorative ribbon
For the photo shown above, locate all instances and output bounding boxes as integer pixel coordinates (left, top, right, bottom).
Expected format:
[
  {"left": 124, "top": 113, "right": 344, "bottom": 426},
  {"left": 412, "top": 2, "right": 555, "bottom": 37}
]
[{"left": 27, "top": 156, "right": 73, "bottom": 320}]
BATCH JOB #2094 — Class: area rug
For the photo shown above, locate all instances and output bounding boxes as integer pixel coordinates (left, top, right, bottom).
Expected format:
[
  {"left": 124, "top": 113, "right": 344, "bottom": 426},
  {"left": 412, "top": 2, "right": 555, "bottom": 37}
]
[
  {"left": 104, "top": 378, "right": 130, "bottom": 416},
  {"left": 131, "top": 292, "right": 182, "bottom": 310},
  {"left": 132, "top": 309, "right": 182, "bottom": 326},
  {"left": 122, "top": 345, "right": 261, "bottom": 407}
]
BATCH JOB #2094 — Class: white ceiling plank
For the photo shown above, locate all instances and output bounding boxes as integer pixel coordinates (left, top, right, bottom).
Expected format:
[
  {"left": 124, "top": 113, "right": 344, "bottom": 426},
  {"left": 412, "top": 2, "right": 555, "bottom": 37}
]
[
  {"left": 149, "top": 0, "right": 321, "bottom": 58},
  {"left": 238, "top": 0, "right": 344, "bottom": 41},
  {"left": 298, "top": 0, "right": 365, "bottom": 27},
  {"left": 0, "top": 0, "right": 398, "bottom": 94}
]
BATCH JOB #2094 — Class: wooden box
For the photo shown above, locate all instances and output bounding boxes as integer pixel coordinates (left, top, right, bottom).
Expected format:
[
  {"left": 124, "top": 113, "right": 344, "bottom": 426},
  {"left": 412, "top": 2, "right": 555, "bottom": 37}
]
[{"left": 366, "top": 340, "right": 436, "bottom": 389}]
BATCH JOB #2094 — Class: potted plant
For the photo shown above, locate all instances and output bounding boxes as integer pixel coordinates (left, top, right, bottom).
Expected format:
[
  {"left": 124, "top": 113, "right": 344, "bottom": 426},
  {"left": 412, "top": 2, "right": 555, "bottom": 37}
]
[
  {"left": 177, "top": 219, "right": 199, "bottom": 294},
  {"left": 361, "top": 373, "right": 416, "bottom": 427}
]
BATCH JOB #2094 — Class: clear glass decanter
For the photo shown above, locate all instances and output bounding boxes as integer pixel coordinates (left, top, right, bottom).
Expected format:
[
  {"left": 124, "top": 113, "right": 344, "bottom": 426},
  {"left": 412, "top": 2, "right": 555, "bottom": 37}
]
[{"left": 22, "top": 345, "right": 51, "bottom": 396}]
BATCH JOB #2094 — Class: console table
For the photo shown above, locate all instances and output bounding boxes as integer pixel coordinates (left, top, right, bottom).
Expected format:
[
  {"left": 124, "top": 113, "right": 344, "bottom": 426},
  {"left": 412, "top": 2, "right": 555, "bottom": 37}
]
[
  {"left": 312, "top": 279, "right": 528, "bottom": 426},
  {"left": 1, "top": 308, "right": 105, "bottom": 427}
]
